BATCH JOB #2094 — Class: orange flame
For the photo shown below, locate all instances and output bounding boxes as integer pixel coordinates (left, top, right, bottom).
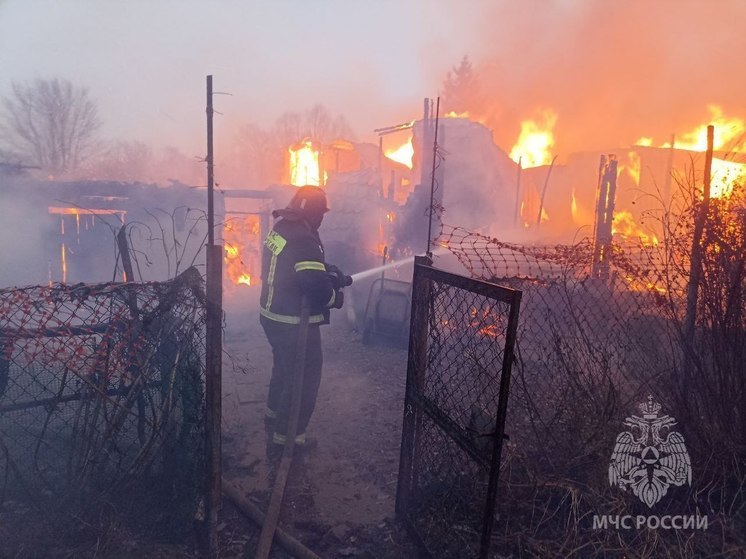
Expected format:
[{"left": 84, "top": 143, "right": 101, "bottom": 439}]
[
  {"left": 571, "top": 187, "right": 579, "bottom": 222},
  {"left": 385, "top": 137, "right": 414, "bottom": 169},
  {"left": 624, "top": 151, "right": 641, "bottom": 186},
  {"left": 61, "top": 243, "right": 67, "bottom": 283},
  {"left": 469, "top": 307, "right": 503, "bottom": 339},
  {"left": 634, "top": 105, "right": 746, "bottom": 198},
  {"left": 663, "top": 106, "right": 745, "bottom": 153},
  {"left": 612, "top": 210, "right": 658, "bottom": 246},
  {"left": 510, "top": 109, "right": 557, "bottom": 168},
  {"left": 519, "top": 186, "right": 550, "bottom": 227},
  {"left": 711, "top": 158, "right": 745, "bottom": 199},
  {"left": 224, "top": 216, "right": 261, "bottom": 287},
  {"left": 289, "top": 139, "right": 327, "bottom": 186}
]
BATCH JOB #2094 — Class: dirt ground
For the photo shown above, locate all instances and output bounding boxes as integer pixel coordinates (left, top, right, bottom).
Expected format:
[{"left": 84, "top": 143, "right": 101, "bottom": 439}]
[{"left": 218, "top": 286, "right": 419, "bottom": 558}]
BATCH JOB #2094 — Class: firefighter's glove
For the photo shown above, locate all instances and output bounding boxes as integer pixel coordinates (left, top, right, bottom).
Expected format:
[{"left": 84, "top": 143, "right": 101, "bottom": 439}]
[
  {"left": 331, "top": 289, "right": 345, "bottom": 309},
  {"left": 326, "top": 264, "right": 353, "bottom": 290}
]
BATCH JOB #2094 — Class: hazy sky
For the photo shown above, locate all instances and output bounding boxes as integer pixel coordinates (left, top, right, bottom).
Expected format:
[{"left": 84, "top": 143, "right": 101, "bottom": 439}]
[
  {"left": 0, "top": 0, "right": 480, "bottom": 154},
  {"left": 2, "top": 0, "right": 745, "bottom": 157}
]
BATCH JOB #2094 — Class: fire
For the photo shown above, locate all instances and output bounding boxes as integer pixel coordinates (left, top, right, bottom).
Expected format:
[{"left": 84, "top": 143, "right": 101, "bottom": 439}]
[
  {"left": 510, "top": 109, "right": 557, "bottom": 168},
  {"left": 635, "top": 106, "right": 746, "bottom": 153},
  {"left": 665, "top": 106, "right": 745, "bottom": 153},
  {"left": 445, "top": 111, "right": 469, "bottom": 118},
  {"left": 469, "top": 307, "right": 503, "bottom": 339},
  {"left": 711, "top": 158, "right": 745, "bottom": 199},
  {"left": 61, "top": 243, "right": 67, "bottom": 283},
  {"left": 519, "top": 186, "right": 550, "bottom": 227},
  {"left": 636, "top": 137, "right": 653, "bottom": 147},
  {"left": 571, "top": 187, "right": 579, "bottom": 222},
  {"left": 223, "top": 216, "right": 261, "bottom": 287},
  {"left": 621, "top": 275, "right": 667, "bottom": 296},
  {"left": 612, "top": 210, "right": 658, "bottom": 246},
  {"left": 289, "top": 138, "right": 326, "bottom": 186},
  {"left": 634, "top": 105, "right": 746, "bottom": 198},
  {"left": 48, "top": 207, "right": 124, "bottom": 216},
  {"left": 625, "top": 150, "right": 641, "bottom": 186},
  {"left": 385, "top": 137, "right": 414, "bottom": 169}
]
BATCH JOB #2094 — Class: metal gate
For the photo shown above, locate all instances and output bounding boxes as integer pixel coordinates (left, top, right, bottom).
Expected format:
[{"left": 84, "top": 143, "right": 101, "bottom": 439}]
[{"left": 396, "top": 256, "right": 522, "bottom": 559}]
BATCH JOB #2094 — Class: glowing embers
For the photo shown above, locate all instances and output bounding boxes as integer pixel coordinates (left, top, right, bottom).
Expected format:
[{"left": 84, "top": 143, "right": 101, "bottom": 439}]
[
  {"left": 510, "top": 109, "right": 557, "bottom": 168},
  {"left": 469, "top": 306, "right": 505, "bottom": 339},
  {"left": 224, "top": 215, "right": 261, "bottom": 287},
  {"left": 289, "top": 138, "right": 327, "bottom": 186},
  {"left": 385, "top": 137, "right": 414, "bottom": 169}
]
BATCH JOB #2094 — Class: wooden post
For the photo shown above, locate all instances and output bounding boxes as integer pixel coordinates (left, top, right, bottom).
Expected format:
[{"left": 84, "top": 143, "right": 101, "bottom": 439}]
[
  {"left": 204, "top": 74, "right": 223, "bottom": 557},
  {"left": 222, "top": 481, "right": 321, "bottom": 559},
  {"left": 378, "top": 135, "right": 383, "bottom": 174},
  {"left": 117, "top": 226, "right": 135, "bottom": 283},
  {"left": 419, "top": 98, "right": 431, "bottom": 186},
  {"left": 426, "top": 97, "right": 440, "bottom": 257},
  {"left": 207, "top": 75, "right": 215, "bottom": 246},
  {"left": 664, "top": 134, "right": 675, "bottom": 207},
  {"left": 683, "top": 125, "right": 714, "bottom": 348},
  {"left": 255, "top": 300, "right": 310, "bottom": 559},
  {"left": 591, "top": 155, "right": 618, "bottom": 280},
  {"left": 535, "top": 155, "right": 558, "bottom": 229},
  {"left": 513, "top": 156, "right": 522, "bottom": 227}
]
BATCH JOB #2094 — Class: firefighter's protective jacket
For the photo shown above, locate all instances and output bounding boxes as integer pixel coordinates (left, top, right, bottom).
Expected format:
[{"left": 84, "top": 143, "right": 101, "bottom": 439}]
[{"left": 259, "top": 212, "right": 337, "bottom": 324}]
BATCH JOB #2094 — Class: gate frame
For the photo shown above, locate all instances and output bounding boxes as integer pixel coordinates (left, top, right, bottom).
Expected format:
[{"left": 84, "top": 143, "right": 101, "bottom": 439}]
[{"left": 396, "top": 255, "right": 522, "bottom": 558}]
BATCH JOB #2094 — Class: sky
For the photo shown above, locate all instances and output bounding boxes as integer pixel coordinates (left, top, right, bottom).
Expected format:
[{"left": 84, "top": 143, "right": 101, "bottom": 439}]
[{"left": 1, "top": 0, "right": 745, "bottom": 158}]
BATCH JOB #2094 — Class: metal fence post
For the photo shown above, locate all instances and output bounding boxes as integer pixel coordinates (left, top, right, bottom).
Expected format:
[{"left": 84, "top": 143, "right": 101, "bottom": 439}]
[{"left": 396, "top": 255, "right": 432, "bottom": 519}]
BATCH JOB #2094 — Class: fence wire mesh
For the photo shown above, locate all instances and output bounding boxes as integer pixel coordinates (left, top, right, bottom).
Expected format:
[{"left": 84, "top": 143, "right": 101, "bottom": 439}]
[
  {"left": 398, "top": 259, "right": 520, "bottom": 559},
  {"left": 0, "top": 267, "right": 206, "bottom": 552},
  {"left": 434, "top": 220, "right": 745, "bottom": 557}
]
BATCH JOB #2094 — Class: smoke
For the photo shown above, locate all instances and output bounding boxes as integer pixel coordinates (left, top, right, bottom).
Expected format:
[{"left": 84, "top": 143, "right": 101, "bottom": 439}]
[
  {"left": 428, "top": 0, "right": 746, "bottom": 157},
  {"left": 0, "top": 184, "right": 57, "bottom": 287},
  {"left": 2, "top": 1, "right": 744, "bottom": 191}
]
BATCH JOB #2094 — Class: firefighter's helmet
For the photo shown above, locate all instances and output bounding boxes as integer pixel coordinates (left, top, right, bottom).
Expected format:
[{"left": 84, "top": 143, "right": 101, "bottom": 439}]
[{"left": 287, "top": 186, "right": 329, "bottom": 219}]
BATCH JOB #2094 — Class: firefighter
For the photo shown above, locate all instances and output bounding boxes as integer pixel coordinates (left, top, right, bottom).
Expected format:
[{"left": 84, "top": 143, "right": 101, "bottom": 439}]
[{"left": 260, "top": 185, "right": 351, "bottom": 449}]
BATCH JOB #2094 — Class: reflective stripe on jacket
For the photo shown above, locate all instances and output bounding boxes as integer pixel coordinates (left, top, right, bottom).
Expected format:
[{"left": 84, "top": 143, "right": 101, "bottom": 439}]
[{"left": 259, "top": 217, "right": 335, "bottom": 324}]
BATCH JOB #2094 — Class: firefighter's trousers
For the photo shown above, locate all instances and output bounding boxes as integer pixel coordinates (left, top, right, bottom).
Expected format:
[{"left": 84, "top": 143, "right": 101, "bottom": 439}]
[{"left": 260, "top": 315, "right": 323, "bottom": 437}]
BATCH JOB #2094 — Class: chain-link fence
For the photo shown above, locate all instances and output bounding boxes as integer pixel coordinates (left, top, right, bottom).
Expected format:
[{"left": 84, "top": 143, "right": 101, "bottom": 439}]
[
  {"left": 435, "top": 221, "right": 745, "bottom": 557},
  {"left": 397, "top": 256, "right": 521, "bottom": 559},
  {"left": 0, "top": 267, "right": 206, "bottom": 554}
]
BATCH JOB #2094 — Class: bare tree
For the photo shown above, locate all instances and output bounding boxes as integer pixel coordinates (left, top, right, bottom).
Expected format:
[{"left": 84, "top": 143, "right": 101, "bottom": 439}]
[
  {"left": 82, "top": 140, "right": 154, "bottom": 182},
  {"left": 232, "top": 104, "right": 355, "bottom": 184},
  {"left": 1, "top": 78, "right": 101, "bottom": 175},
  {"left": 272, "top": 111, "right": 304, "bottom": 148},
  {"left": 270, "top": 105, "right": 353, "bottom": 147},
  {"left": 304, "top": 104, "right": 354, "bottom": 144}
]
